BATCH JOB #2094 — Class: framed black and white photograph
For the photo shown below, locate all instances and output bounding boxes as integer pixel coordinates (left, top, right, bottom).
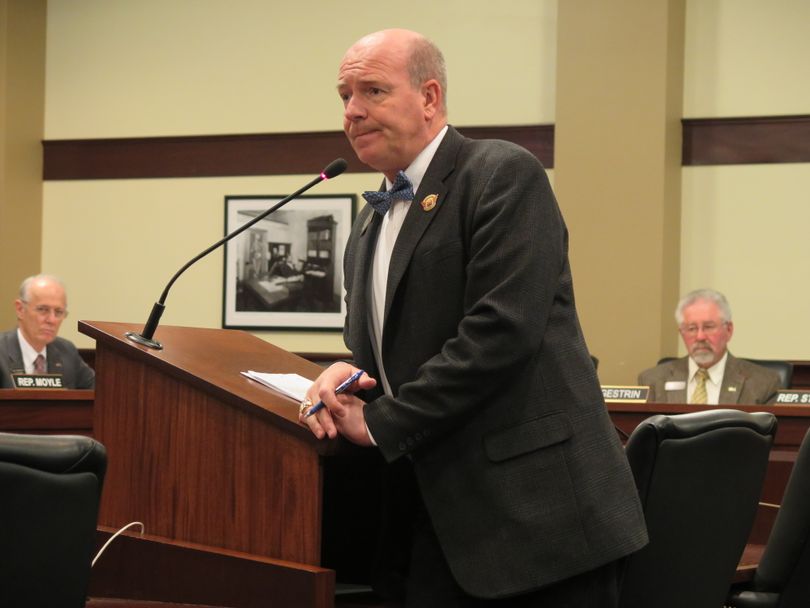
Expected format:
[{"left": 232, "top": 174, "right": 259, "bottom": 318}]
[{"left": 222, "top": 194, "right": 355, "bottom": 330}]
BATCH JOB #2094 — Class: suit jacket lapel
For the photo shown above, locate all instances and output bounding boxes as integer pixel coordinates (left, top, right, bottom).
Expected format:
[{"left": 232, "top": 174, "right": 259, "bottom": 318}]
[
  {"left": 666, "top": 359, "right": 689, "bottom": 404},
  {"left": 349, "top": 206, "right": 382, "bottom": 371},
  {"left": 46, "top": 342, "right": 65, "bottom": 376},
  {"left": 719, "top": 354, "right": 743, "bottom": 404},
  {"left": 3, "top": 331, "right": 25, "bottom": 374},
  {"left": 383, "top": 127, "right": 460, "bottom": 322}
]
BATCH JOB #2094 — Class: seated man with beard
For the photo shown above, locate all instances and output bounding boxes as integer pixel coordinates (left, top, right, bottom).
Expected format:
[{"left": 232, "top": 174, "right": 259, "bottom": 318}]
[{"left": 639, "top": 288, "right": 780, "bottom": 404}]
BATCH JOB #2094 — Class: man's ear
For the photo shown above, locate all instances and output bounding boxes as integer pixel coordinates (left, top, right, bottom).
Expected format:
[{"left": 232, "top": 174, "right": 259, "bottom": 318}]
[
  {"left": 422, "top": 79, "right": 442, "bottom": 119},
  {"left": 14, "top": 299, "right": 24, "bottom": 320}
]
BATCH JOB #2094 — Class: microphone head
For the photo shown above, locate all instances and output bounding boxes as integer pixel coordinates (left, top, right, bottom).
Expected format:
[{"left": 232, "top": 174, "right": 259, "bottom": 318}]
[{"left": 322, "top": 158, "right": 348, "bottom": 180}]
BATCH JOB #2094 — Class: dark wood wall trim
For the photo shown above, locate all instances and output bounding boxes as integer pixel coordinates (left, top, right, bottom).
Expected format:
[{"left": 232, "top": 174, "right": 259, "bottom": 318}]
[
  {"left": 682, "top": 115, "right": 810, "bottom": 166},
  {"left": 43, "top": 131, "right": 361, "bottom": 180},
  {"left": 42, "top": 125, "right": 554, "bottom": 180},
  {"left": 41, "top": 116, "right": 809, "bottom": 180}
]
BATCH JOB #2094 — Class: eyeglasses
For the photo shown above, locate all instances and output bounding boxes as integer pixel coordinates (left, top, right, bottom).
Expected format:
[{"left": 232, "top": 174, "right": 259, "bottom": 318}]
[
  {"left": 680, "top": 322, "right": 726, "bottom": 337},
  {"left": 23, "top": 302, "right": 69, "bottom": 320}
]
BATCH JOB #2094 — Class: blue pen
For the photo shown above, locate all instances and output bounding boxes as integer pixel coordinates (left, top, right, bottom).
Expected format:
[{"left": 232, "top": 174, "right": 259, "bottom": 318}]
[{"left": 304, "top": 369, "right": 365, "bottom": 417}]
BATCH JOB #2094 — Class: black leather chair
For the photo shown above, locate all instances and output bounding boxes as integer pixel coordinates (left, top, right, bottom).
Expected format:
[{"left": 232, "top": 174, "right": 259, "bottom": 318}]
[
  {"left": 745, "top": 359, "right": 793, "bottom": 390},
  {"left": 726, "top": 428, "right": 810, "bottom": 608},
  {"left": 0, "top": 432, "right": 107, "bottom": 608},
  {"left": 656, "top": 356, "right": 678, "bottom": 365},
  {"left": 655, "top": 357, "right": 793, "bottom": 389},
  {"left": 619, "top": 409, "right": 777, "bottom": 608}
]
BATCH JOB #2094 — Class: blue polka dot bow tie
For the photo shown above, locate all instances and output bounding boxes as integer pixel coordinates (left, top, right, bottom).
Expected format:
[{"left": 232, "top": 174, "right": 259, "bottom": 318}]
[{"left": 362, "top": 170, "right": 414, "bottom": 216}]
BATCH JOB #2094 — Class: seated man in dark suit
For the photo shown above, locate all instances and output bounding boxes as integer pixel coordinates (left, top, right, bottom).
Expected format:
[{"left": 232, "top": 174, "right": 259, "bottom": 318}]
[
  {"left": 639, "top": 288, "right": 779, "bottom": 404},
  {"left": 0, "top": 274, "right": 94, "bottom": 389}
]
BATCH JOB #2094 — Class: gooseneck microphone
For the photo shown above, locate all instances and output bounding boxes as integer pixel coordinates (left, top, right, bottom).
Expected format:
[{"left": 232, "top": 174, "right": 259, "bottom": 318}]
[{"left": 125, "top": 158, "right": 348, "bottom": 349}]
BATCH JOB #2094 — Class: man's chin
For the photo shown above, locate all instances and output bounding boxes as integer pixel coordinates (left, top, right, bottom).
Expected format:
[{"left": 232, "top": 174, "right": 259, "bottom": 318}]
[
  {"left": 351, "top": 144, "right": 379, "bottom": 168},
  {"left": 691, "top": 351, "right": 716, "bottom": 366}
]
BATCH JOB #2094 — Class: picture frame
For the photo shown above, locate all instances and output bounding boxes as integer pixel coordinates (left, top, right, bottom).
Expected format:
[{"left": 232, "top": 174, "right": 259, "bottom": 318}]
[{"left": 222, "top": 194, "right": 356, "bottom": 330}]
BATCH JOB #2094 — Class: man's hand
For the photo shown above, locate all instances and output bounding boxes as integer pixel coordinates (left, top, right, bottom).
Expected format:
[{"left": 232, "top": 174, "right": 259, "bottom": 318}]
[{"left": 298, "top": 362, "right": 376, "bottom": 446}]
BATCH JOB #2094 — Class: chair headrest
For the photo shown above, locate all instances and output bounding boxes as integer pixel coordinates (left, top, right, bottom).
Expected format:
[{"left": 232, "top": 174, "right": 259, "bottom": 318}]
[
  {"left": 0, "top": 432, "right": 106, "bottom": 483},
  {"left": 637, "top": 409, "right": 777, "bottom": 441}
]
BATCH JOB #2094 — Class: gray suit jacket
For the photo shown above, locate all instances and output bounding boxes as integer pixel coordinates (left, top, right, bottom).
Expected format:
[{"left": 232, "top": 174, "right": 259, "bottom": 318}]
[
  {"left": 638, "top": 353, "right": 780, "bottom": 405},
  {"left": 0, "top": 329, "right": 95, "bottom": 389},
  {"left": 343, "top": 127, "right": 647, "bottom": 598}
]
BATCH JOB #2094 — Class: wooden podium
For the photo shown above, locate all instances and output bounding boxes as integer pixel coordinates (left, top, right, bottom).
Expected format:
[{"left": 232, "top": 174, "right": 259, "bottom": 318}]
[{"left": 79, "top": 320, "right": 345, "bottom": 608}]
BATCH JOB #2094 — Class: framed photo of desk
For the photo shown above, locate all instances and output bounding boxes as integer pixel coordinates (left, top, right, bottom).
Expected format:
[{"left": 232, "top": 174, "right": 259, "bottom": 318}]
[{"left": 222, "top": 194, "right": 355, "bottom": 330}]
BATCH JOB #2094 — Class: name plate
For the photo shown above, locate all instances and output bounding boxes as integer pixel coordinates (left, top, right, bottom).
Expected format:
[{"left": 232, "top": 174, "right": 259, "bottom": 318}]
[
  {"left": 601, "top": 385, "right": 649, "bottom": 403},
  {"left": 775, "top": 390, "right": 810, "bottom": 405},
  {"left": 12, "top": 374, "right": 65, "bottom": 389}
]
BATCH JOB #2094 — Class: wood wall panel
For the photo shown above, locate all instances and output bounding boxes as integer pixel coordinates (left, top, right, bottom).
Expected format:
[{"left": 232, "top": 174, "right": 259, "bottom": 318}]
[
  {"left": 42, "top": 117, "right": 808, "bottom": 181},
  {"left": 42, "top": 126, "right": 555, "bottom": 180},
  {"left": 682, "top": 115, "right": 810, "bottom": 165}
]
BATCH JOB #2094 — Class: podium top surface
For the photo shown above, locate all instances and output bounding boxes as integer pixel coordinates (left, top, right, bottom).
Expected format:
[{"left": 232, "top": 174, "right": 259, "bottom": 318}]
[{"left": 79, "top": 320, "right": 339, "bottom": 452}]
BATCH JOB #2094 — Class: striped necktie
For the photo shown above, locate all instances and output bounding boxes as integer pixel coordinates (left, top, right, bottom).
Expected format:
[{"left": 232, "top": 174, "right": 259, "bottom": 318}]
[{"left": 691, "top": 368, "right": 709, "bottom": 404}]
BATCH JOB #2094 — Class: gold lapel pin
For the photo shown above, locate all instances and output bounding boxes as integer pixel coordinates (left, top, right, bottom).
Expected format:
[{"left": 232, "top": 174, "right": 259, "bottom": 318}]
[{"left": 421, "top": 194, "right": 438, "bottom": 211}]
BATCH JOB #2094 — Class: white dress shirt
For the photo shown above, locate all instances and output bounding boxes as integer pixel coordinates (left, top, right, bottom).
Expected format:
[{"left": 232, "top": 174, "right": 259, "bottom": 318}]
[
  {"left": 688, "top": 352, "right": 729, "bottom": 405},
  {"left": 17, "top": 328, "right": 46, "bottom": 374},
  {"left": 370, "top": 125, "right": 448, "bottom": 396}
]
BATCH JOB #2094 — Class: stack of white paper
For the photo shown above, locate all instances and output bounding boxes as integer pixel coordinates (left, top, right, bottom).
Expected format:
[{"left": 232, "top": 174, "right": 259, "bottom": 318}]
[{"left": 241, "top": 371, "right": 313, "bottom": 401}]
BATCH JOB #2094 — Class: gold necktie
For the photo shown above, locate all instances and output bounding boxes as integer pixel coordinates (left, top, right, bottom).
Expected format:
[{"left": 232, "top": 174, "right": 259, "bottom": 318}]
[{"left": 691, "top": 368, "right": 709, "bottom": 404}]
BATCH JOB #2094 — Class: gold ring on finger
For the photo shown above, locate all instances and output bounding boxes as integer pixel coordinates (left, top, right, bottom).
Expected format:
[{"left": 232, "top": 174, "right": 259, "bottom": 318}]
[{"left": 299, "top": 398, "right": 313, "bottom": 416}]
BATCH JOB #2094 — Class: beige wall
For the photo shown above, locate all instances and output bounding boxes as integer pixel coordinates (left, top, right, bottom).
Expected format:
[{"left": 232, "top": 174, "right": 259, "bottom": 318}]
[
  {"left": 45, "top": 0, "right": 557, "bottom": 138},
  {"left": 555, "top": 0, "right": 685, "bottom": 384},
  {"left": 0, "top": 0, "right": 46, "bottom": 329},
  {"left": 31, "top": 0, "right": 810, "bottom": 373},
  {"left": 683, "top": 0, "right": 810, "bottom": 118},
  {"left": 680, "top": 164, "right": 810, "bottom": 359},
  {"left": 678, "top": 0, "right": 810, "bottom": 362}
]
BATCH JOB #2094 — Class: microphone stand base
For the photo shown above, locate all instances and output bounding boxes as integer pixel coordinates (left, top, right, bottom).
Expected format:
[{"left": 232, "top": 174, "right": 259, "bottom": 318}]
[{"left": 125, "top": 331, "right": 163, "bottom": 350}]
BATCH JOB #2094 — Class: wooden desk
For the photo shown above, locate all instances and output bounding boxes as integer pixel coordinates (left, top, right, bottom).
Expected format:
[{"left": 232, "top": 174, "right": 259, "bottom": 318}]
[{"left": 0, "top": 389, "right": 94, "bottom": 436}]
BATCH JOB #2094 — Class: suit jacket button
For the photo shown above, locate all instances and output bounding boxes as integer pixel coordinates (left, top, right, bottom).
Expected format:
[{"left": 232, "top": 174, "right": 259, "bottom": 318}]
[{"left": 398, "top": 442, "right": 407, "bottom": 451}]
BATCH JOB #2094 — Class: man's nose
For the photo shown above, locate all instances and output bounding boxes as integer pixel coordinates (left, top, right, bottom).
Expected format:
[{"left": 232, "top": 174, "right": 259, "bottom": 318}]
[{"left": 344, "top": 96, "right": 366, "bottom": 121}]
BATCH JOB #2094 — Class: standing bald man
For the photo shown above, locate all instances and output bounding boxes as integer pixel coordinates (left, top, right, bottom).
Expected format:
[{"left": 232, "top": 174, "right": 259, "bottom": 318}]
[
  {"left": 0, "top": 274, "right": 94, "bottom": 389},
  {"left": 300, "top": 29, "right": 647, "bottom": 606}
]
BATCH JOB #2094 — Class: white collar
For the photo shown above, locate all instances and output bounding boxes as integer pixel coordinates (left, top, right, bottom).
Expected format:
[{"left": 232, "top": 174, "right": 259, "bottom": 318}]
[
  {"left": 384, "top": 125, "right": 449, "bottom": 194},
  {"left": 17, "top": 328, "right": 46, "bottom": 369},
  {"left": 688, "top": 351, "right": 729, "bottom": 385}
]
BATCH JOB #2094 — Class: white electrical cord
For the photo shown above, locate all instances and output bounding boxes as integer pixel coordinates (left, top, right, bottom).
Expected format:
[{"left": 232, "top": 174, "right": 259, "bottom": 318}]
[{"left": 92, "top": 521, "right": 145, "bottom": 567}]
